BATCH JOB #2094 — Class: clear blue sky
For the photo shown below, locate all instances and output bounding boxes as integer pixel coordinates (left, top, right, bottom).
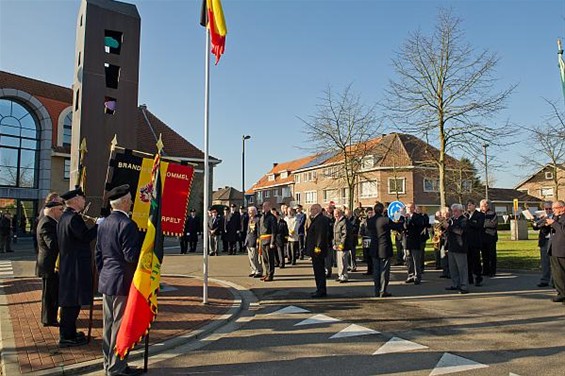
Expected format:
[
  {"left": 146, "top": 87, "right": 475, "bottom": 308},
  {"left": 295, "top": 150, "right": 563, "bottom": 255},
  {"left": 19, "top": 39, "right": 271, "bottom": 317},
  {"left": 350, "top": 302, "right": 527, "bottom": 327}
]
[{"left": 1, "top": 0, "right": 564, "bottom": 192}]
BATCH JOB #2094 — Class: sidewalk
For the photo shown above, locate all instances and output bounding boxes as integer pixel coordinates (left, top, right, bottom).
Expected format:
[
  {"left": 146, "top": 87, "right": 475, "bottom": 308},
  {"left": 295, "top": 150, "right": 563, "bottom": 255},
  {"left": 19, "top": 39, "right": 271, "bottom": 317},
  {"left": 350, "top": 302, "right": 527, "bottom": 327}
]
[{"left": 0, "top": 274, "right": 235, "bottom": 375}]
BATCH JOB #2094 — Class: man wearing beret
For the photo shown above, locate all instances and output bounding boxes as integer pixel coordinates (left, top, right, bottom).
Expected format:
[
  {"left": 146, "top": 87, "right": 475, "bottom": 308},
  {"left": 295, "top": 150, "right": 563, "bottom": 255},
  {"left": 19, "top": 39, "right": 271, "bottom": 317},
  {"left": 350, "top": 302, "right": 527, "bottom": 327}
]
[
  {"left": 57, "top": 187, "right": 98, "bottom": 347},
  {"left": 36, "top": 199, "right": 65, "bottom": 327},
  {"left": 96, "top": 185, "right": 142, "bottom": 376}
]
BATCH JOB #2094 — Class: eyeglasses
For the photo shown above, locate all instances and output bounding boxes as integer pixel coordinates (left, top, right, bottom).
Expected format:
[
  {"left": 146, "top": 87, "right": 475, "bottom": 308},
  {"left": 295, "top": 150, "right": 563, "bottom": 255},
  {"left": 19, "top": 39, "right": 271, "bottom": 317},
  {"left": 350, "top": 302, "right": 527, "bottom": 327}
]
[{"left": 544, "top": 208, "right": 553, "bottom": 211}]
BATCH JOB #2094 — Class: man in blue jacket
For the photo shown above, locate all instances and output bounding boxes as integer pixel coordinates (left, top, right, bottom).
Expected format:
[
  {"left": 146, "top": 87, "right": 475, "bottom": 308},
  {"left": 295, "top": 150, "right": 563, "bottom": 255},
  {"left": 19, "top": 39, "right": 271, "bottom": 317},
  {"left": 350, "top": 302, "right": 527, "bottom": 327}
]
[{"left": 95, "top": 185, "right": 142, "bottom": 376}]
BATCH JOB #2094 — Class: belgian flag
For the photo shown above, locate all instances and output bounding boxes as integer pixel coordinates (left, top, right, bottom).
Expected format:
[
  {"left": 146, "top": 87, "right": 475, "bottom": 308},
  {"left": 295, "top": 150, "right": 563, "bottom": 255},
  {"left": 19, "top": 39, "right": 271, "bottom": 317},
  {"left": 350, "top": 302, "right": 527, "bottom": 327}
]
[
  {"left": 200, "top": 0, "right": 227, "bottom": 64},
  {"left": 115, "top": 151, "right": 163, "bottom": 359}
]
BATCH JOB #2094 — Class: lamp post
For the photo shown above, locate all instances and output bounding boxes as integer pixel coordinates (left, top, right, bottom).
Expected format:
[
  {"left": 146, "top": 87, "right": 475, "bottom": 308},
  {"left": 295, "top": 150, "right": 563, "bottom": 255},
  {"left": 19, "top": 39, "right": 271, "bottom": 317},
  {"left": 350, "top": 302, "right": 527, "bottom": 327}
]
[
  {"left": 483, "top": 143, "right": 489, "bottom": 200},
  {"left": 242, "top": 135, "right": 251, "bottom": 207}
]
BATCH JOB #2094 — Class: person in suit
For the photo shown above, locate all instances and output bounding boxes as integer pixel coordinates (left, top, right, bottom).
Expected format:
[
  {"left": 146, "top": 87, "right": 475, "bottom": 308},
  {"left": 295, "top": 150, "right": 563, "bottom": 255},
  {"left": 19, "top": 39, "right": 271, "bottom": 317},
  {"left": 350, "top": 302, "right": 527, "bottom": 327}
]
[
  {"left": 95, "top": 185, "right": 142, "bottom": 376},
  {"left": 532, "top": 201, "right": 554, "bottom": 288},
  {"left": 57, "top": 187, "right": 98, "bottom": 347},
  {"left": 466, "top": 200, "right": 485, "bottom": 286},
  {"left": 445, "top": 203, "right": 470, "bottom": 294},
  {"left": 324, "top": 203, "right": 336, "bottom": 278},
  {"left": 223, "top": 205, "right": 240, "bottom": 255},
  {"left": 36, "top": 199, "right": 65, "bottom": 326},
  {"left": 305, "top": 204, "right": 331, "bottom": 298},
  {"left": 359, "top": 206, "right": 374, "bottom": 276},
  {"left": 272, "top": 209, "right": 289, "bottom": 268},
  {"left": 245, "top": 206, "right": 262, "bottom": 278},
  {"left": 180, "top": 209, "right": 200, "bottom": 254},
  {"left": 208, "top": 208, "right": 221, "bottom": 256},
  {"left": 259, "top": 202, "right": 277, "bottom": 281},
  {"left": 369, "top": 202, "right": 404, "bottom": 297},
  {"left": 333, "top": 207, "right": 350, "bottom": 283},
  {"left": 296, "top": 205, "right": 306, "bottom": 259},
  {"left": 238, "top": 206, "right": 249, "bottom": 254},
  {"left": 480, "top": 199, "right": 498, "bottom": 277},
  {"left": 402, "top": 202, "right": 427, "bottom": 285},
  {"left": 546, "top": 200, "right": 565, "bottom": 303}
]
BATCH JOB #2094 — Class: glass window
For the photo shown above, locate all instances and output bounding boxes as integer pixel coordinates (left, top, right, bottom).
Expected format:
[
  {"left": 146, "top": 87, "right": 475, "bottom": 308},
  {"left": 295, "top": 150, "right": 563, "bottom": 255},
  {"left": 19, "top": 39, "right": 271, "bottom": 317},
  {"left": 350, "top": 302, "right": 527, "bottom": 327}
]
[
  {"left": 360, "top": 181, "right": 378, "bottom": 198},
  {"left": 545, "top": 171, "right": 554, "bottom": 180},
  {"left": 64, "top": 159, "right": 70, "bottom": 179},
  {"left": 265, "top": 190, "right": 271, "bottom": 198},
  {"left": 63, "top": 112, "right": 72, "bottom": 147},
  {"left": 361, "top": 156, "right": 374, "bottom": 170},
  {"left": 295, "top": 192, "right": 301, "bottom": 204},
  {"left": 388, "top": 177, "right": 406, "bottom": 194},
  {"left": 423, "top": 178, "right": 439, "bottom": 192},
  {"left": 0, "top": 98, "right": 39, "bottom": 188},
  {"left": 541, "top": 187, "right": 554, "bottom": 197},
  {"left": 305, "top": 191, "right": 317, "bottom": 204}
]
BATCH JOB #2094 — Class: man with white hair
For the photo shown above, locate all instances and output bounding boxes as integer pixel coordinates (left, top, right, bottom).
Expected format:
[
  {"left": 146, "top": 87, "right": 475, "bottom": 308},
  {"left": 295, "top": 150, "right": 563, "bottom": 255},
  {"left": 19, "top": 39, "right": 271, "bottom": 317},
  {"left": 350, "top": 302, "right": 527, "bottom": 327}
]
[
  {"left": 444, "top": 203, "right": 469, "bottom": 294},
  {"left": 333, "top": 207, "right": 350, "bottom": 283},
  {"left": 245, "top": 206, "right": 262, "bottom": 278},
  {"left": 96, "top": 184, "right": 142, "bottom": 376},
  {"left": 546, "top": 200, "right": 565, "bottom": 303}
]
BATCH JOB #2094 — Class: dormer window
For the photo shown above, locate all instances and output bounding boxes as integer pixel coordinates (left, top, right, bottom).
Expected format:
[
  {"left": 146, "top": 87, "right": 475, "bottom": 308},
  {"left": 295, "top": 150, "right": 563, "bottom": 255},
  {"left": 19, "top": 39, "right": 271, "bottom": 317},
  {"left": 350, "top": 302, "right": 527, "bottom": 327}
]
[
  {"left": 280, "top": 171, "right": 288, "bottom": 179},
  {"left": 267, "top": 174, "right": 275, "bottom": 181}
]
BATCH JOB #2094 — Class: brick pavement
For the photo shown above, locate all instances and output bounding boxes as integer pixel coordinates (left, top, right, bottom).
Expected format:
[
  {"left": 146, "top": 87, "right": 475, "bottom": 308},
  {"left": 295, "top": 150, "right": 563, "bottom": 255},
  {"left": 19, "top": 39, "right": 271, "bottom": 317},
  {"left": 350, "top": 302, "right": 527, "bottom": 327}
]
[{"left": 2, "top": 276, "right": 233, "bottom": 374}]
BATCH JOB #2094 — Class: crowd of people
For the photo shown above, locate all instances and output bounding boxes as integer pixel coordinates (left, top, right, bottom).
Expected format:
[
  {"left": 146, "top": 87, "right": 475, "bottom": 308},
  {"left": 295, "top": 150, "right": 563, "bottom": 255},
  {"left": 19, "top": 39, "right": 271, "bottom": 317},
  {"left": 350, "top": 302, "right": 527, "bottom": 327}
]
[{"left": 201, "top": 199, "right": 565, "bottom": 301}]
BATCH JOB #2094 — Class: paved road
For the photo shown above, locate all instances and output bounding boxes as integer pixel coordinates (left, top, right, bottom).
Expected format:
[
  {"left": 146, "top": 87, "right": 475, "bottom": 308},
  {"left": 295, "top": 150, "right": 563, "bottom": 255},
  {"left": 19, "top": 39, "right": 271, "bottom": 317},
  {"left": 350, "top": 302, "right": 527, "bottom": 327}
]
[{"left": 4, "top": 238, "right": 565, "bottom": 375}]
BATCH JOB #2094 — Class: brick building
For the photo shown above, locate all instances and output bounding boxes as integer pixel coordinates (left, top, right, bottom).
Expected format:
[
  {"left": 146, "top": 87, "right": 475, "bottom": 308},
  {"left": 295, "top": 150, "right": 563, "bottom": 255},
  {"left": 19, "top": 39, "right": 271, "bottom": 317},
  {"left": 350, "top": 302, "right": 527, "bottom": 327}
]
[
  {"left": 515, "top": 164, "right": 565, "bottom": 202},
  {"left": 0, "top": 70, "right": 219, "bottom": 234}
]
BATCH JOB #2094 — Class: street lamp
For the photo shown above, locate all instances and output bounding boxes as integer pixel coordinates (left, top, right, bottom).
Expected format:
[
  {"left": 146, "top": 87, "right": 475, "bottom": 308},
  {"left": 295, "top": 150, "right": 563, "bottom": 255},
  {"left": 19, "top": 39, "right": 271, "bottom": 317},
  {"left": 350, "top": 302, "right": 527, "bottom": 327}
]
[
  {"left": 242, "top": 135, "right": 251, "bottom": 207},
  {"left": 483, "top": 143, "right": 489, "bottom": 200}
]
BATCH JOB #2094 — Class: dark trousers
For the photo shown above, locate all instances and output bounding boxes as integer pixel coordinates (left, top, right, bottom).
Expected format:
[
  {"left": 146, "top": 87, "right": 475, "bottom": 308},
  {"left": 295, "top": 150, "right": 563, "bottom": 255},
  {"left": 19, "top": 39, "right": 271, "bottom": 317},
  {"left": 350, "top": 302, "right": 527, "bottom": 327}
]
[
  {"left": 395, "top": 237, "right": 404, "bottom": 264},
  {"left": 179, "top": 236, "right": 188, "bottom": 254},
  {"left": 261, "top": 245, "right": 276, "bottom": 278},
  {"left": 41, "top": 274, "right": 59, "bottom": 325},
  {"left": 189, "top": 238, "right": 198, "bottom": 253},
  {"left": 312, "top": 255, "right": 327, "bottom": 294},
  {"left": 59, "top": 306, "right": 81, "bottom": 339},
  {"left": 371, "top": 257, "right": 391, "bottom": 296},
  {"left": 550, "top": 256, "right": 565, "bottom": 298},
  {"left": 363, "top": 247, "right": 373, "bottom": 274},
  {"left": 481, "top": 239, "right": 497, "bottom": 276},
  {"left": 467, "top": 246, "right": 482, "bottom": 283},
  {"left": 419, "top": 240, "right": 427, "bottom": 271},
  {"left": 298, "top": 234, "right": 305, "bottom": 258}
]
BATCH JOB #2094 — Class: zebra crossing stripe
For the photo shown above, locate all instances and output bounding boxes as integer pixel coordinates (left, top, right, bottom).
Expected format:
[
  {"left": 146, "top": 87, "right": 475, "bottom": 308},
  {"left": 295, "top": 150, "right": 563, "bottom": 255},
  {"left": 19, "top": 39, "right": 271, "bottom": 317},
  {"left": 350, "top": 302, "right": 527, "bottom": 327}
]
[{"left": 429, "top": 353, "right": 488, "bottom": 375}]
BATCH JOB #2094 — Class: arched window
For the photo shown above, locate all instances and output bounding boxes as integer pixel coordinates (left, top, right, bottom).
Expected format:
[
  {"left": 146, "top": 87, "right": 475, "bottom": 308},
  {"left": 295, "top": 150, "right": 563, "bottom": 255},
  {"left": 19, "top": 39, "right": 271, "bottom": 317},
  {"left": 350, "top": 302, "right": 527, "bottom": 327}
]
[
  {"left": 58, "top": 107, "right": 72, "bottom": 147},
  {"left": 0, "top": 98, "right": 39, "bottom": 188}
]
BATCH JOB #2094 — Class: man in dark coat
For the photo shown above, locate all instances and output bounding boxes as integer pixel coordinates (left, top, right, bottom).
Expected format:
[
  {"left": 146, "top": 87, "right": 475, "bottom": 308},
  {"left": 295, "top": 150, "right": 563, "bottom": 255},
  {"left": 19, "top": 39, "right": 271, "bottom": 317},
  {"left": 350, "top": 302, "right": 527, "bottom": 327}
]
[
  {"left": 0, "top": 212, "right": 13, "bottom": 253},
  {"left": 305, "top": 204, "right": 331, "bottom": 298},
  {"left": 272, "top": 209, "right": 289, "bottom": 268},
  {"left": 259, "top": 202, "right": 277, "bottom": 281},
  {"left": 57, "top": 187, "right": 98, "bottom": 346},
  {"left": 445, "top": 204, "right": 470, "bottom": 294},
  {"left": 546, "top": 200, "right": 565, "bottom": 303},
  {"left": 36, "top": 200, "right": 64, "bottom": 326},
  {"left": 180, "top": 209, "right": 200, "bottom": 254},
  {"left": 402, "top": 202, "right": 427, "bottom": 285},
  {"left": 223, "top": 205, "right": 240, "bottom": 255},
  {"left": 466, "top": 200, "right": 485, "bottom": 286},
  {"left": 95, "top": 185, "right": 142, "bottom": 376},
  {"left": 207, "top": 208, "right": 221, "bottom": 256},
  {"left": 532, "top": 201, "right": 554, "bottom": 287},
  {"left": 238, "top": 206, "right": 249, "bottom": 253},
  {"left": 480, "top": 199, "right": 498, "bottom": 277},
  {"left": 369, "top": 203, "right": 404, "bottom": 297}
]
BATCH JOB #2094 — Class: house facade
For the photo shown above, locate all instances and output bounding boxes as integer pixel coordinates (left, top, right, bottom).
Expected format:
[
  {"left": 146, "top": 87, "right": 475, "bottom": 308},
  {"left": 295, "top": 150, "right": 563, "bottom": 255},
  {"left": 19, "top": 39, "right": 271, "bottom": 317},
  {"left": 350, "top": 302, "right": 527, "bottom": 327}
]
[{"left": 515, "top": 164, "right": 565, "bottom": 201}]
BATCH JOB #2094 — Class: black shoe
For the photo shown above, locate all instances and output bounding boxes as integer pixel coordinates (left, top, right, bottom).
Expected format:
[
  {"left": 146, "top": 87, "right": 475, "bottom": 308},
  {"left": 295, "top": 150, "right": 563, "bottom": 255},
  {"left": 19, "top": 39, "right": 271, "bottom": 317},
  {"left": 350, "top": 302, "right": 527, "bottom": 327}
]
[
  {"left": 253, "top": 274, "right": 263, "bottom": 278},
  {"left": 380, "top": 292, "right": 392, "bottom": 298},
  {"left": 112, "top": 366, "right": 143, "bottom": 376},
  {"left": 59, "top": 337, "right": 87, "bottom": 347},
  {"left": 311, "top": 292, "right": 327, "bottom": 298},
  {"left": 439, "top": 275, "right": 450, "bottom": 279},
  {"left": 445, "top": 286, "right": 459, "bottom": 291},
  {"left": 6, "top": 250, "right": 14, "bottom": 253},
  {"left": 537, "top": 282, "right": 549, "bottom": 287},
  {"left": 326, "top": 274, "right": 332, "bottom": 279},
  {"left": 552, "top": 296, "right": 565, "bottom": 302},
  {"left": 248, "top": 273, "right": 255, "bottom": 277},
  {"left": 42, "top": 322, "right": 59, "bottom": 327},
  {"left": 414, "top": 279, "right": 421, "bottom": 285},
  {"left": 459, "top": 290, "right": 469, "bottom": 294}
]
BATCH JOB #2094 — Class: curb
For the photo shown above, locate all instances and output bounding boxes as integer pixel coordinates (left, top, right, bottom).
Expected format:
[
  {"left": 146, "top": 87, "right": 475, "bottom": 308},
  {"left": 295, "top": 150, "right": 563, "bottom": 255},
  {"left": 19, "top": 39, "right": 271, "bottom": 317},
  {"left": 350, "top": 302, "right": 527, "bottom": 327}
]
[{"left": 0, "top": 274, "right": 252, "bottom": 376}]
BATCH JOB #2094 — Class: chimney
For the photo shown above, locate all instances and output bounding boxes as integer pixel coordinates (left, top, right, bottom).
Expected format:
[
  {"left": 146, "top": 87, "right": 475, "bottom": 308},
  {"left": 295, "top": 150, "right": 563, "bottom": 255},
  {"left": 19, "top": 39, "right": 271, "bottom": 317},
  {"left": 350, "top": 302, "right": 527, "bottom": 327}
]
[{"left": 273, "top": 162, "right": 278, "bottom": 168}]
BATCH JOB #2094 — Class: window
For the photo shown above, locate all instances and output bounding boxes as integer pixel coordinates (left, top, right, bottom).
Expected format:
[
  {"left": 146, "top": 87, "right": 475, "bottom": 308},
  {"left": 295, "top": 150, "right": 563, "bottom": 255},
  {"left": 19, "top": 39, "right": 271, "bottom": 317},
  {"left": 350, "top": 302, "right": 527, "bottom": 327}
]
[
  {"left": 248, "top": 196, "right": 254, "bottom": 204},
  {"left": 0, "top": 99, "right": 39, "bottom": 188},
  {"left": 295, "top": 192, "right": 302, "bottom": 204},
  {"left": 64, "top": 158, "right": 70, "bottom": 179},
  {"left": 423, "top": 178, "right": 439, "bottom": 192},
  {"left": 257, "top": 191, "right": 263, "bottom": 201},
  {"left": 267, "top": 174, "right": 275, "bottom": 181},
  {"left": 323, "top": 166, "right": 339, "bottom": 178},
  {"left": 323, "top": 189, "right": 339, "bottom": 202},
  {"left": 58, "top": 108, "right": 73, "bottom": 147},
  {"left": 360, "top": 181, "right": 378, "bottom": 198},
  {"left": 104, "top": 30, "right": 123, "bottom": 54},
  {"left": 541, "top": 187, "right": 554, "bottom": 197},
  {"left": 305, "top": 191, "right": 317, "bottom": 204},
  {"left": 303, "top": 171, "right": 317, "bottom": 182},
  {"left": 294, "top": 174, "right": 301, "bottom": 183},
  {"left": 265, "top": 190, "right": 271, "bottom": 198},
  {"left": 461, "top": 179, "right": 473, "bottom": 193},
  {"left": 545, "top": 171, "right": 554, "bottom": 180},
  {"left": 282, "top": 186, "right": 291, "bottom": 197},
  {"left": 361, "top": 156, "right": 374, "bottom": 170},
  {"left": 388, "top": 177, "right": 406, "bottom": 194},
  {"left": 280, "top": 171, "right": 288, "bottom": 179}
]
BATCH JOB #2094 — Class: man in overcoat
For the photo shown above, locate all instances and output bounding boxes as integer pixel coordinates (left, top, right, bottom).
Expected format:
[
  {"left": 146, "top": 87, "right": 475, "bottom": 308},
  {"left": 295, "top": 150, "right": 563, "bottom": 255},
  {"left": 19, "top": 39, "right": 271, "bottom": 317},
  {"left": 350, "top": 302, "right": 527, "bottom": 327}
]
[
  {"left": 305, "top": 204, "right": 330, "bottom": 298},
  {"left": 57, "top": 188, "right": 98, "bottom": 346},
  {"left": 546, "top": 200, "right": 565, "bottom": 303},
  {"left": 36, "top": 200, "right": 64, "bottom": 326},
  {"left": 95, "top": 185, "right": 142, "bottom": 376}
]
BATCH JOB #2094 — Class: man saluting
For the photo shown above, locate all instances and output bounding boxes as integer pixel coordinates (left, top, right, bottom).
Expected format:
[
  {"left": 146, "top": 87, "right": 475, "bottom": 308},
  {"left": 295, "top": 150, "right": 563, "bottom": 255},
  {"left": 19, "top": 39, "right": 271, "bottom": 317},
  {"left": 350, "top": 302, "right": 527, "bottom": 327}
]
[{"left": 57, "top": 187, "right": 98, "bottom": 347}]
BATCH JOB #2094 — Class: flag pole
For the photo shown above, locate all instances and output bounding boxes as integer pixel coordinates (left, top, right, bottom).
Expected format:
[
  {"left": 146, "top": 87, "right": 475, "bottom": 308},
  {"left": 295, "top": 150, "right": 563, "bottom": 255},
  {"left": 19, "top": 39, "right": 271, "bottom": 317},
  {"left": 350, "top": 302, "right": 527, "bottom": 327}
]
[{"left": 202, "top": 23, "right": 211, "bottom": 305}]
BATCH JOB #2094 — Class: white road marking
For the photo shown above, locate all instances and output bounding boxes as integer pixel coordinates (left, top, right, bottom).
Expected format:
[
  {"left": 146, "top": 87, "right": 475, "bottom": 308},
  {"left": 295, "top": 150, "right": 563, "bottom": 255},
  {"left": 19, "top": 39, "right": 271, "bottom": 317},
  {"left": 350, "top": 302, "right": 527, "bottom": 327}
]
[
  {"left": 429, "top": 353, "right": 489, "bottom": 375},
  {"left": 329, "top": 324, "right": 380, "bottom": 339},
  {"left": 373, "top": 337, "right": 428, "bottom": 355},
  {"left": 294, "top": 314, "right": 341, "bottom": 326},
  {"left": 270, "top": 305, "right": 310, "bottom": 315}
]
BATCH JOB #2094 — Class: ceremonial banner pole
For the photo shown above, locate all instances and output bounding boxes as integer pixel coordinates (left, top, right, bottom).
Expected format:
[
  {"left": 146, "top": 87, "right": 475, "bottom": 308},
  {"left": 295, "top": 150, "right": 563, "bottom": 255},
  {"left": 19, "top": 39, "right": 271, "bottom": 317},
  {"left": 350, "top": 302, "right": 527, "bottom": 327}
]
[{"left": 202, "top": 25, "right": 211, "bottom": 305}]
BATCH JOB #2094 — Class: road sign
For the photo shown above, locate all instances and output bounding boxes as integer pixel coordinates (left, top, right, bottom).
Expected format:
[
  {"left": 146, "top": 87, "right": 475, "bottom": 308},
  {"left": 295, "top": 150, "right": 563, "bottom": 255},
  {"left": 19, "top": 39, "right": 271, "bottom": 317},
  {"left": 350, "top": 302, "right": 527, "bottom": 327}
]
[{"left": 387, "top": 200, "right": 405, "bottom": 222}]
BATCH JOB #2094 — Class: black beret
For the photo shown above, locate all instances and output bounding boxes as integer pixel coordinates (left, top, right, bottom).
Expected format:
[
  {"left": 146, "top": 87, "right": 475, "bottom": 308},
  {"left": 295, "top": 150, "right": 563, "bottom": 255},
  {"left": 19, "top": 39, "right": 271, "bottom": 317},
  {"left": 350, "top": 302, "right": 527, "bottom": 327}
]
[
  {"left": 190, "top": 208, "right": 196, "bottom": 213},
  {"left": 107, "top": 184, "right": 130, "bottom": 201},
  {"left": 240, "top": 206, "right": 245, "bottom": 209},
  {"left": 230, "top": 203, "right": 237, "bottom": 208},
  {"left": 60, "top": 187, "right": 85, "bottom": 200},
  {"left": 45, "top": 201, "right": 63, "bottom": 208}
]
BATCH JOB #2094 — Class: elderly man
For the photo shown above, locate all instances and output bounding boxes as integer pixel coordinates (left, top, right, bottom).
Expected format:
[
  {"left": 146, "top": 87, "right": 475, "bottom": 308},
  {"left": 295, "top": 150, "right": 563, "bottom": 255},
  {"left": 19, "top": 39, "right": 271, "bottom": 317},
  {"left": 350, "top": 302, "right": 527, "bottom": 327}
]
[
  {"left": 306, "top": 204, "right": 331, "bottom": 298},
  {"left": 403, "top": 202, "right": 427, "bottom": 285},
  {"left": 259, "top": 202, "right": 277, "bottom": 281},
  {"left": 333, "top": 207, "right": 351, "bottom": 283},
  {"left": 533, "top": 201, "right": 553, "bottom": 288},
  {"left": 96, "top": 185, "right": 142, "bottom": 376},
  {"left": 445, "top": 203, "right": 469, "bottom": 294},
  {"left": 546, "top": 200, "right": 565, "bottom": 303},
  {"left": 245, "top": 206, "right": 262, "bottom": 278},
  {"left": 466, "top": 200, "right": 485, "bottom": 287},
  {"left": 36, "top": 199, "right": 65, "bottom": 327},
  {"left": 57, "top": 187, "right": 98, "bottom": 347}
]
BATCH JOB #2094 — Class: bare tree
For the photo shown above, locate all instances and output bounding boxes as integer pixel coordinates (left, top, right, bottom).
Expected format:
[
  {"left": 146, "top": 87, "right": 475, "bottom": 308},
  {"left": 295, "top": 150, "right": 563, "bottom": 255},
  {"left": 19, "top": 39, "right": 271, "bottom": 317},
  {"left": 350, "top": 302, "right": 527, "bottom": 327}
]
[
  {"left": 520, "top": 100, "right": 565, "bottom": 200},
  {"left": 384, "top": 8, "right": 516, "bottom": 208},
  {"left": 299, "top": 84, "right": 381, "bottom": 209}
]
